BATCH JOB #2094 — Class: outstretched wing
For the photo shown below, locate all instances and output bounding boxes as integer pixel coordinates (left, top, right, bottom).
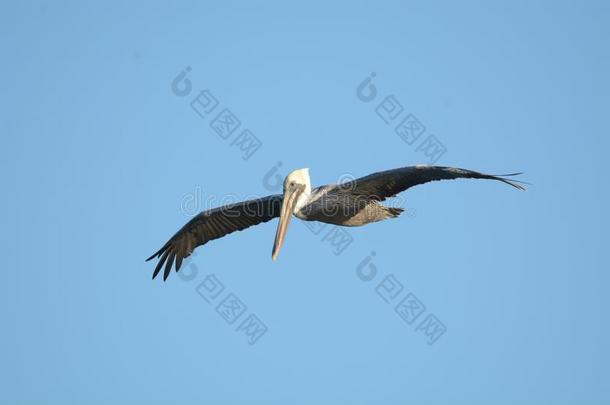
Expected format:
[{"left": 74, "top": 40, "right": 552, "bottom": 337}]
[
  {"left": 330, "top": 165, "right": 525, "bottom": 201},
  {"left": 146, "top": 194, "right": 282, "bottom": 281}
]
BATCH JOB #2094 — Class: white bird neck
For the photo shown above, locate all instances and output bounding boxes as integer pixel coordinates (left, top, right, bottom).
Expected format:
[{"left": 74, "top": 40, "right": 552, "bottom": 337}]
[{"left": 293, "top": 184, "right": 311, "bottom": 213}]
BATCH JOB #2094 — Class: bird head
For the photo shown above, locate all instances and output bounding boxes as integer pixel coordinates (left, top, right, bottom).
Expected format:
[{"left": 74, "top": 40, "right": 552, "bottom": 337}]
[
  {"left": 282, "top": 168, "right": 311, "bottom": 193},
  {"left": 272, "top": 168, "right": 311, "bottom": 261}
]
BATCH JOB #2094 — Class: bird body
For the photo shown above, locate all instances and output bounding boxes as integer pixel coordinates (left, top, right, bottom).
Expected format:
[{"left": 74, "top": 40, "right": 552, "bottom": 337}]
[
  {"left": 147, "top": 165, "right": 525, "bottom": 280},
  {"left": 295, "top": 185, "right": 403, "bottom": 226}
]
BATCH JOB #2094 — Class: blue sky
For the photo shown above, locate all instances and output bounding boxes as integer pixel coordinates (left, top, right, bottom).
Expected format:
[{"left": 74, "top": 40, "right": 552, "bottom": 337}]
[{"left": 1, "top": 1, "right": 609, "bottom": 404}]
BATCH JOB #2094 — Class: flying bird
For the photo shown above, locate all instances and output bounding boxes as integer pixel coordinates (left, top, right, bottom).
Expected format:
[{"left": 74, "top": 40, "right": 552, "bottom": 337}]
[{"left": 147, "top": 165, "right": 525, "bottom": 280}]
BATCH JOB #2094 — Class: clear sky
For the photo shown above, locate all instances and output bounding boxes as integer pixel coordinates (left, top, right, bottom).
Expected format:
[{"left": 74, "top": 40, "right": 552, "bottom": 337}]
[{"left": 1, "top": 1, "right": 609, "bottom": 404}]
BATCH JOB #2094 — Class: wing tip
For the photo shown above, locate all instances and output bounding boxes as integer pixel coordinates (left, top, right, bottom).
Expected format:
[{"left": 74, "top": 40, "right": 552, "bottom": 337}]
[
  {"left": 148, "top": 239, "right": 191, "bottom": 281},
  {"left": 484, "top": 171, "right": 528, "bottom": 191},
  {"left": 146, "top": 245, "right": 166, "bottom": 262},
  {"left": 507, "top": 181, "right": 526, "bottom": 191},
  {"left": 496, "top": 173, "right": 528, "bottom": 191}
]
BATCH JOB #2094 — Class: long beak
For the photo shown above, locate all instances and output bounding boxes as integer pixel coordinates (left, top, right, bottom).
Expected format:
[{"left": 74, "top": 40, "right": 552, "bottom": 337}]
[{"left": 272, "top": 186, "right": 303, "bottom": 261}]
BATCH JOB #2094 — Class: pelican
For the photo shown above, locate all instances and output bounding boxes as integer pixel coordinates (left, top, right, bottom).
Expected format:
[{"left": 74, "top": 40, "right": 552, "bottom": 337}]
[{"left": 147, "top": 165, "right": 525, "bottom": 280}]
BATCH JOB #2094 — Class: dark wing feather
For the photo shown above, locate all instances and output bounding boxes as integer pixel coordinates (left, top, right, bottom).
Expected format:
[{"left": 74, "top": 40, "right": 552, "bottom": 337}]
[
  {"left": 146, "top": 194, "right": 283, "bottom": 281},
  {"left": 331, "top": 165, "right": 525, "bottom": 201}
]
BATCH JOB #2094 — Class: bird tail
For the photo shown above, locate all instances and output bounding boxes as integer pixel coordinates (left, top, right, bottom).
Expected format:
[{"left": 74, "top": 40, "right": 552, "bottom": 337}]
[{"left": 384, "top": 206, "right": 404, "bottom": 218}]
